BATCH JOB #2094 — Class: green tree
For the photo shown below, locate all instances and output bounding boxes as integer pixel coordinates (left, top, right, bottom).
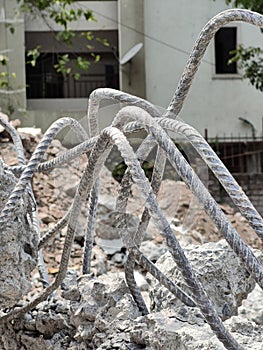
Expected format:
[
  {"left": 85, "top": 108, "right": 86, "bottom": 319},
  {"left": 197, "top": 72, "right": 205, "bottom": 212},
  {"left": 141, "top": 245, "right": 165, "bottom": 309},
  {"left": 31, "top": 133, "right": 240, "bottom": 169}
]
[
  {"left": 1, "top": 0, "right": 108, "bottom": 89},
  {"left": 224, "top": 0, "right": 263, "bottom": 91}
]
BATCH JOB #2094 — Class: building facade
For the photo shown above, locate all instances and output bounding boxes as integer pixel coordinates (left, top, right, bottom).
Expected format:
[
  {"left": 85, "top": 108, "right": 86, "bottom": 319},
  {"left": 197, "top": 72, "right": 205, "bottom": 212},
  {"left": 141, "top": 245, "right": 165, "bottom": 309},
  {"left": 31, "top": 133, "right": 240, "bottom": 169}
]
[{"left": 0, "top": 0, "right": 262, "bottom": 145}]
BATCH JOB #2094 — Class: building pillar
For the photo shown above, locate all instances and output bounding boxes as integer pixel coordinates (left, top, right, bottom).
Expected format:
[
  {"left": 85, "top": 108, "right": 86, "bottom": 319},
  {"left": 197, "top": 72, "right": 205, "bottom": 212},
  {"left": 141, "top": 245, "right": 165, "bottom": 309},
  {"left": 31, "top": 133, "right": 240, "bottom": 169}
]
[
  {"left": 118, "top": 0, "right": 146, "bottom": 99},
  {"left": 0, "top": 0, "right": 26, "bottom": 116}
]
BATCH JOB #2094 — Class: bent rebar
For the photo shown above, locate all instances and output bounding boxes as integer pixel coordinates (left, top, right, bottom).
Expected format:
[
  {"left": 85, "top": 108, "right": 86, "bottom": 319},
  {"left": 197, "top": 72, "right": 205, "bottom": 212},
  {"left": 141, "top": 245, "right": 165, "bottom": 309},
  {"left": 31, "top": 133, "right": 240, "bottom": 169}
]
[{"left": 1, "top": 9, "right": 263, "bottom": 350}]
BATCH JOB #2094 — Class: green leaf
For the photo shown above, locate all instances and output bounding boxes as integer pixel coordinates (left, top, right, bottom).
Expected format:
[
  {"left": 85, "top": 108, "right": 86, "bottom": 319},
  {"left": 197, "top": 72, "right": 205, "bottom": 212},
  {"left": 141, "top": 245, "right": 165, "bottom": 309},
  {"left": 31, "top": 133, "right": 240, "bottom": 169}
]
[
  {"left": 76, "top": 56, "right": 90, "bottom": 71},
  {"left": 84, "top": 10, "right": 96, "bottom": 22},
  {"left": 96, "top": 37, "right": 110, "bottom": 47},
  {"left": 0, "top": 55, "right": 8, "bottom": 66},
  {"left": 9, "top": 26, "right": 15, "bottom": 34},
  {"left": 228, "top": 44, "right": 263, "bottom": 91},
  {"left": 73, "top": 73, "right": 80, "bottom": 80},
  {"left": 56, "top": 30, "right": 75, "bottom": 45},
  {"left": 86, "top": 44, "right": 95, "bottom": 51},
  {"left": 81, "top": 31, "right": 94, "bottom": 41},
  {"left": 27, "top": 46, "right": 41, "bottom": 67},
  {"left": 90, "top": 52, "right": 100, "bottom": 63},
  {"left": 54, "top": 54, "right": 71, "bottom": 76}
]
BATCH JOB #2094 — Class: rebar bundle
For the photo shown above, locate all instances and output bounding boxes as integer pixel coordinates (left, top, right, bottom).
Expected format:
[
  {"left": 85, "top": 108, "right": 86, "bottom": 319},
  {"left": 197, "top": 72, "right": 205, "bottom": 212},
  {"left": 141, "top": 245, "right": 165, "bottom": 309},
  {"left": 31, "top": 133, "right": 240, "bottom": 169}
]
[{"left": 1, "top": 9, "right": 263, "bottom": 350}]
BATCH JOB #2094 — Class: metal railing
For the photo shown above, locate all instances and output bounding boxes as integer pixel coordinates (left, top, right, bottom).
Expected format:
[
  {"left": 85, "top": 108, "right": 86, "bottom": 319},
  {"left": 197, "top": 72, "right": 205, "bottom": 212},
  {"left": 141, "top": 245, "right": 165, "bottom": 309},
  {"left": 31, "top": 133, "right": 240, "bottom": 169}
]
[
  {"left": 207, "top": 139, "right": 263, "bottom": 173},
  {"left": 26, "top": 72, "right": 118, "bottom": 99}
]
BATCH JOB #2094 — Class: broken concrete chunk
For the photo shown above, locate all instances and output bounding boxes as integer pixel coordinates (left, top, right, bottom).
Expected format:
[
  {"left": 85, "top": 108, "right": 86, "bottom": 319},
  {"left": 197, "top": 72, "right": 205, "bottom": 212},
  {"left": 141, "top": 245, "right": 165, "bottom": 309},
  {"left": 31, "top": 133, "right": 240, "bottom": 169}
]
[
  {"left": 147, "top": 240, "right": 257, "bottom": 320},
  {"left": 0, "top": 159, "right": 38, "bottom": 309}
]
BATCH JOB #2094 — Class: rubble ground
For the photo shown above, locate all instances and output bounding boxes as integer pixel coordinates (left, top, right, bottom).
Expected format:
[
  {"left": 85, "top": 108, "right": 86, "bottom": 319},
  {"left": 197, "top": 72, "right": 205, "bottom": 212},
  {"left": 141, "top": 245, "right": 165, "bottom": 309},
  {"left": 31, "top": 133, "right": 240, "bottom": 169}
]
[{"left": 0, "top": 128, "right": 263, "bottom": 350}]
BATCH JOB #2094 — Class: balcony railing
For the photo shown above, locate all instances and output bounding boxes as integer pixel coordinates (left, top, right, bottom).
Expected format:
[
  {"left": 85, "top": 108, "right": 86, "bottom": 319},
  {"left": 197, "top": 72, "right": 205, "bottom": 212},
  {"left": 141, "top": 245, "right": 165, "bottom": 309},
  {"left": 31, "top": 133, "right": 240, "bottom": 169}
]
[{"left": 26, "top": 72, "right": 118, "bottom": 99}]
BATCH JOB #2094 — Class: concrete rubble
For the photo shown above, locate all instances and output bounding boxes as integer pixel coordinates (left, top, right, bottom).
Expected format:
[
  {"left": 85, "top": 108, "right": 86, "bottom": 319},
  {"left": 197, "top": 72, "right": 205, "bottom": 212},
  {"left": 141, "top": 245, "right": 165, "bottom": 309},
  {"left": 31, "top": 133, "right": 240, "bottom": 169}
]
[
  {"left": 0, "top": 159, "right": 38, "bottom": 309},
  {"left": 1, "top": 241, "right": 263, "bottom": 349},
  {"left": 147, "top": 240, "right": 258, "bottom": 320},
  {"left": 1, "top": 128, "right": 263, "bottom": 349}
]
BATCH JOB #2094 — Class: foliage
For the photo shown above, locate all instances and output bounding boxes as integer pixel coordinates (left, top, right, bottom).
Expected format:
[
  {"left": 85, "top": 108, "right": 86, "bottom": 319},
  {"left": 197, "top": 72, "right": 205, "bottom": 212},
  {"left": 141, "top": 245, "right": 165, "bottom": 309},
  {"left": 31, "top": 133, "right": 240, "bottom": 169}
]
[
  {"left": 229, "top": 46, "right": 263, "bottom": 91},
  {"left": 0, "top": 0, "right": 107, "bottom": 90},
  {"left": 224, "top": 0, "right": 263, "bottom": 91},
  {"left": 20, "top": 0, "right": 104, "bottom": 79},
  {"left": 225, "top": 0, "right": 263, "bottom": 13},
  {"left": 0, "top": 55, "right": 16, "bottom": 89}
]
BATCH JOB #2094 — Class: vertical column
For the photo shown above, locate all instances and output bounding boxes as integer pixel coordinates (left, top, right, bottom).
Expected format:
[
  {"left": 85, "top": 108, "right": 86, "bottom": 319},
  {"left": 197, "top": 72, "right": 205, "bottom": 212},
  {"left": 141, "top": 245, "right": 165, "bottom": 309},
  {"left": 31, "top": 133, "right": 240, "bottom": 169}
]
[
  {"left": 0, "top": 0, "right": 26, "bottom": 116},
  {"left": 118, "top": 0, "right": 146, "bottom": 98}
]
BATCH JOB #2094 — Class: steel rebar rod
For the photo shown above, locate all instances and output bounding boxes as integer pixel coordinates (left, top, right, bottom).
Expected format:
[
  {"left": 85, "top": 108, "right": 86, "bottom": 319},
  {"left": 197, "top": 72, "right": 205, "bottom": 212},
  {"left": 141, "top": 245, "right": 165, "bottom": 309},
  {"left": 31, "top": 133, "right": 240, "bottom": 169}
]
[
  {"left": 0, "top": 114, "right": 50, "bottom": 287},
  {"left": 0, "top": 117, "right": 88, "bottom": 225},
  {"left": 156, "top": 117, "right": 263, "bottom": 243},
  {"left": 108, "top": 125, "right": 243, "bottom": 350},
  {"left": 0, "top": 120, "right": 244, "bottom": 349},
  {"left": 113, "top": 106, "right": 263, "bottom": 288},
  {"left": 166, "top": 9, "right": 263, "bottom": 117},
  {"left": 0, "top": 115, "right": 25, "bottom": 166}
]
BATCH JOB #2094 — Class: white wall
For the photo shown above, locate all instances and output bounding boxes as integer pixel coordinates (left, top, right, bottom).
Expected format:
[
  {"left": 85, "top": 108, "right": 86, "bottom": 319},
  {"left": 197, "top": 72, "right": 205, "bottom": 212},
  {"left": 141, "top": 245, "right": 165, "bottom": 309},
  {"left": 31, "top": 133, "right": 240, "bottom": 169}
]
[
  {"left": 0, "top": 0, "right": 26, "bottom": 115},
  {"left": 118, "top": 0, "right": 146, "bottom": 98},
  {"left": 144, "top": 0, "right": 263, "bottom": 138},
  {"left": 25, "top": 1, "right": 118, "bottom": 32}
]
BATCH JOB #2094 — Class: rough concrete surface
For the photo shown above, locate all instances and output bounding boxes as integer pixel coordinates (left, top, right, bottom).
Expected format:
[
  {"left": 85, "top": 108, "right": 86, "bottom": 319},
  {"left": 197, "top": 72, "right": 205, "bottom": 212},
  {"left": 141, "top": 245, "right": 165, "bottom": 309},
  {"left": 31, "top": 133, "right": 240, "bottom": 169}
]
[
  {"left": 0, "top": 159, "right": 38, "bottom": 309},
  {"left": 147, "top": 240, "right": 257, "bottom": 320},
  {"left": 1, "top": 134, "right": 263, "bottom": 350},
  {"left": 1, "top": 241, "right": 263, "bottom": 350}
]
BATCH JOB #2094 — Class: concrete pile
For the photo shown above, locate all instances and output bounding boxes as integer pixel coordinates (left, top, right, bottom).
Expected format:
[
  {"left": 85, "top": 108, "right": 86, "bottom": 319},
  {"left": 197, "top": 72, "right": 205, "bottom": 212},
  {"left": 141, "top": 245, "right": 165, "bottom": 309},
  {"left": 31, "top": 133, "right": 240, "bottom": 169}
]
[
  {"left": 1, "top": 241, "right": 262, "bottom": 350},
  {"left": 1, "top": 129, "right": 263, "bottom": 349}
]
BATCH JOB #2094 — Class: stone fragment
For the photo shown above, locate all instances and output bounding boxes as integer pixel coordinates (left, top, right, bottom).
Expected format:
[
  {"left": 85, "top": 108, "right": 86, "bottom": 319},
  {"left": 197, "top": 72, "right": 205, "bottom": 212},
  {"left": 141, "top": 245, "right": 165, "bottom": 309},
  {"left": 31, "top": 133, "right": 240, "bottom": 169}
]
[
  {"left": 0, "top": 159, "right": 38, "bottom": 309},
  {"left": 139, "top": 240, "right": 166, "bottom": 263},
  {"left": 238, "top": 284, "right": 263, "bottom": 325},
  {"left": 147, "top": 240, "right": 257, "bottom": 320},
  {"left": 130, "top": 309, "right": 263, "bottom": 350},
  {"left": 35, "top": 313, "right": 67, "bottom": 337}
]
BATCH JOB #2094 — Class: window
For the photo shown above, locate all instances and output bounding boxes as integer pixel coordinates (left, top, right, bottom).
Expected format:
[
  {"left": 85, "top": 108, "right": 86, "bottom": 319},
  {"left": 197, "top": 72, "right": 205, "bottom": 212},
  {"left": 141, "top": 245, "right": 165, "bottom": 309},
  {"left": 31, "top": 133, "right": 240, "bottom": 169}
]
[
  {"left": 26, "top": 52, "right": 119, "bottom": 99},
  {"left": 214, "top": 27, "right": 237, "bottom": 74},
  {"left": 26, "top": 53, "right": 64, "bottom": 99},
  {"left": 25, "top": 30, "right": 119, "bottom": 99}
]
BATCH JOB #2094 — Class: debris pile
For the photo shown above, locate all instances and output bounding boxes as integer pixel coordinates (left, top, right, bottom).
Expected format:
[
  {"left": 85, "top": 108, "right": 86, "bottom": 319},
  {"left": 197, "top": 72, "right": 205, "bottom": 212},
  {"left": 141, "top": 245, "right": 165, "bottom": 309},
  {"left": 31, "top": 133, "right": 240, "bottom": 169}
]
[
  {"left": 2, "top": 9, "right": 263, "bottom": 350},
  {"left": 0, "top": 128, "right": 262, "bottom": 284},
  {"left": 0, "top": 241, "right": 262, "bottom": 350},
  {"left": 0, "top": 127, "right": 262, "bottom": 349},
  {"left": 1, "top": 119, "right": 263, "bottom": 347}
]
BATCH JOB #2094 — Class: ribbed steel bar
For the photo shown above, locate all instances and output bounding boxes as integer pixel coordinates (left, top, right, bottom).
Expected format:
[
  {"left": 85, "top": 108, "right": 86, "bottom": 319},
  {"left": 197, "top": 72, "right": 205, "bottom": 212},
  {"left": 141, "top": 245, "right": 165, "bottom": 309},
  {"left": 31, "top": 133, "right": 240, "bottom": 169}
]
[
  {"left": 0, "top": 117, "right": 88, "bottom": 225},
  {"left": 108, "top": 125, "right": 243, "bottom": 350},
  {"left": 157, "top": 117, "right": 263, "bottom": 243},
  {"left": 113, "top": 128, "right": 169, "bottom": 315},
  {"left": 129, "top": 246, "right": 196, "bottom": 307},
  {"left": 166, "top": 9, "right": 263, "bottom": 117},
  {"left": 87, "top": 88, "right": 160, "bottom": 137},
  {"left": 82, "top": 182, "right": 98, "bottom": 274},
  {"left": 38, "top": 210, "right": 70, "bottom": 249},
  {"left": 0, "top": 115, "right": 25, "bottom": 166},
  {"left": 9, "top": 121, "right": 142, "bottom": 175},
  {"left": 123, "top": 117, "right": 263, "bottom": 244},
  {"left": 86, "top": 87, "right": 164, "bottom": 292},
  {"left": 0, "top": 114, "right": 50, "bottom": 287},
  {"left": 113, "top": 106, "right": 263, "bottom": 289},
  {"left": 123, "top": 146, "right": 167, "bottom": 315}
]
